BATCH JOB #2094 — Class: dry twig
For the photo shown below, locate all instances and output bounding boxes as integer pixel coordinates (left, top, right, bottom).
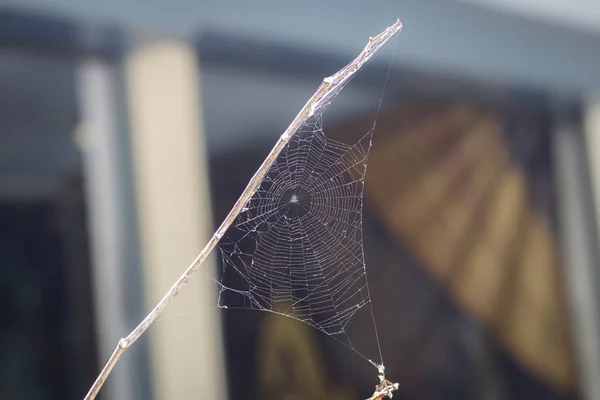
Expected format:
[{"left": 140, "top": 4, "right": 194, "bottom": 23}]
[{"left": 84, "top": 19, "right": 402, "bottom": 400}]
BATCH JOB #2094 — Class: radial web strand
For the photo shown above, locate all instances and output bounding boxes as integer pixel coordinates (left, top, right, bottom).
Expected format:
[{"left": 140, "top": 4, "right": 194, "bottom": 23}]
[{"left": 211, "top": 109, "right": 383, "bottom": 366}]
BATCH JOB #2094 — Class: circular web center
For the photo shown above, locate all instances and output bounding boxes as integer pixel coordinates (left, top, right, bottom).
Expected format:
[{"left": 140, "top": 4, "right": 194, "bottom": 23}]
[{"left": 280, "top": 187, "right": 312, "bottom": 219}]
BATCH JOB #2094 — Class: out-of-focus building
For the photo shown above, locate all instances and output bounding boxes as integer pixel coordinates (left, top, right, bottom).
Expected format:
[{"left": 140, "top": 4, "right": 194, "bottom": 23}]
[{"left": 1, "top": 1, "right": 600, "bottom": 399}]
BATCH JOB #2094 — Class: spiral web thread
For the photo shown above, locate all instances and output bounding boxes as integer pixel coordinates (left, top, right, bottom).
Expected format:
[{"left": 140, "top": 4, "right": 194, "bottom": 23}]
[{"left": 212, "top": 107, "right": 383, "bottom": 365}]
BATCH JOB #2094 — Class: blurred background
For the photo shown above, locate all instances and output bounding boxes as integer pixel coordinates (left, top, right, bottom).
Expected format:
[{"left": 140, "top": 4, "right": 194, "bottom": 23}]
[{"left": 1, "top": 0, "right": 600, "bottom": 399}]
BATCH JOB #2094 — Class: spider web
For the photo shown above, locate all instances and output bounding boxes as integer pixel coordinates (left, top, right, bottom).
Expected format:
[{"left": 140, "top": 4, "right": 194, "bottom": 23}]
[
  {"left": 207, "top": 26, "right": 404, "bottom": 365},
  {"left": 212, "top": 108, "right": 383, "bottom": 365}
]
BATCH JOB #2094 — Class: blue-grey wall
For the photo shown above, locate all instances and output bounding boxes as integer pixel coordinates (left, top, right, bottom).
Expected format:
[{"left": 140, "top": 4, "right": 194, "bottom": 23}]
[{"left": 3, "top": 0, "right": 600, "bottom": 93}]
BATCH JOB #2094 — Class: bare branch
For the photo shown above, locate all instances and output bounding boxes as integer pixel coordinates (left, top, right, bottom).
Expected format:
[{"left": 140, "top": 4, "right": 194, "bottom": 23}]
[{"left": 84, "top": 19, "right": 402, "bottom": 400}]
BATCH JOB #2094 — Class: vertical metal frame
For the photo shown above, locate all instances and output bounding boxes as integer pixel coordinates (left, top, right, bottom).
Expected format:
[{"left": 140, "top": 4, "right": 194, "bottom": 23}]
[
  {"left": 552, "top": 108, "right": 600, "bottom": 400},
  {"left": 124, "top": 36, "right": 227, "bottom": 400},
  {"left": 77, "top": 58, "right": 143, "bottom": 400}
]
